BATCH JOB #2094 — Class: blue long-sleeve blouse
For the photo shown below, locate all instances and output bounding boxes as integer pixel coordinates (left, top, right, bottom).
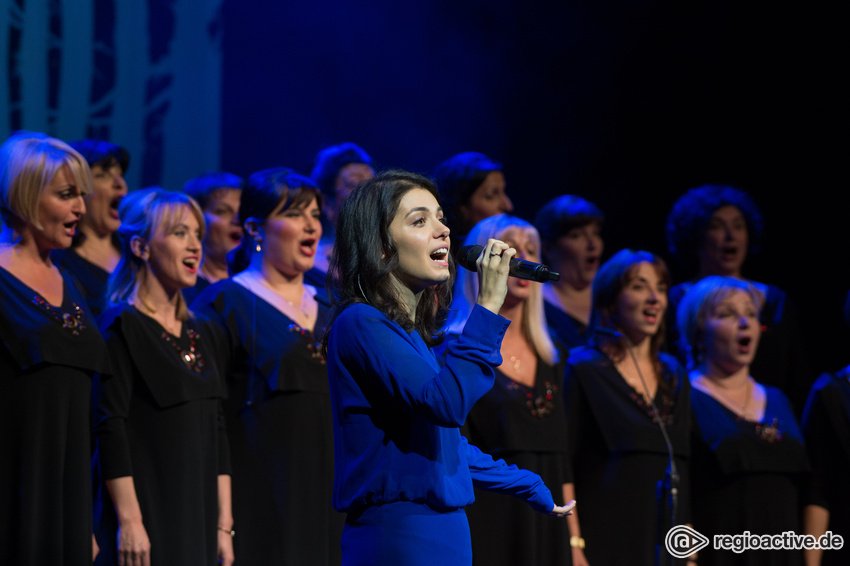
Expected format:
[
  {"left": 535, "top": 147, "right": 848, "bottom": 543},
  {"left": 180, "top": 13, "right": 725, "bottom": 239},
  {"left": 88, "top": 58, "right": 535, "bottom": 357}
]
[{"left": 326, "top": 302, "right": 555, "bottom": 515}]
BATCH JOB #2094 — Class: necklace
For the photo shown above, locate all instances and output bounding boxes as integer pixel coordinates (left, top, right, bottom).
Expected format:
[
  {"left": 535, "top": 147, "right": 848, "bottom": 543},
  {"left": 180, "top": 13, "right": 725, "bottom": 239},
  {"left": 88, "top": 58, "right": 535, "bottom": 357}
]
[
  {"left": 161, "top": 327, "right": 205, "bottom": 373},
  {"left": 508, "top": 355, "right": 523, "bottom": 376},
  {"left": 239, "top": 271, "right": 314, "bottom": 325},
  {"left": 284, "top": 288, "right": 311, "bottom": 321},
  {"left": 33, "top": 296, "right": 86, "bottom": 336}
]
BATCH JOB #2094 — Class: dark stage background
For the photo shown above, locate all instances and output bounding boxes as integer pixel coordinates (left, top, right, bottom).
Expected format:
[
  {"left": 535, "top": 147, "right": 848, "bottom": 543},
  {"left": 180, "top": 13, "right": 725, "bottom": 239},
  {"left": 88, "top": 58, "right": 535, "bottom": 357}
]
[
  {"left": 4, "top": 0, "right": 847, "bottom": 379},
  {"left": 220, "top": 0, "right": 847, "bottom": 381}
]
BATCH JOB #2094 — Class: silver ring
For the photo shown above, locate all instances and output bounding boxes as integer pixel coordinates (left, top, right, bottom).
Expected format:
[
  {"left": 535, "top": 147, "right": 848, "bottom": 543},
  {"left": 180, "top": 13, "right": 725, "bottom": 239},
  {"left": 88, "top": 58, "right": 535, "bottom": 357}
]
[{"left": 489, "top": 251, "right": 501, "bottom": 258}]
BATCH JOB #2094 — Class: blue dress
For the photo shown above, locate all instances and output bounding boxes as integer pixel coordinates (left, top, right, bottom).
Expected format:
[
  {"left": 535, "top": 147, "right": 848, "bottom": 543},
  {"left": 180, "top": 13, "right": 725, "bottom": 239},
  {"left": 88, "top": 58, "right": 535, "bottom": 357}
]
[
  {"left": 667, "top": 281, "right": 812, "bottom": 415},
  {"left": 690, "top": 386, "right": 809, "bottom": 565},
  {"left": 326, "top": 303, "right": 556, "bottom": 566},
  {"left": 191, "top": 279, "right": 344, "bottom": 565},
  {"left": 543, "top": 298, "right": 590, "bottom": 351}
]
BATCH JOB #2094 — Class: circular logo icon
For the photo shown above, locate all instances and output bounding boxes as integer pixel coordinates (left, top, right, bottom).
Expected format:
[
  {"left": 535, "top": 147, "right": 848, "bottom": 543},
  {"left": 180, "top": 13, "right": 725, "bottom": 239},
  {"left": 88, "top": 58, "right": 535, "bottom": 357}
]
[{"left": 665, "top": 525, "right": 710, "bottom": 559}]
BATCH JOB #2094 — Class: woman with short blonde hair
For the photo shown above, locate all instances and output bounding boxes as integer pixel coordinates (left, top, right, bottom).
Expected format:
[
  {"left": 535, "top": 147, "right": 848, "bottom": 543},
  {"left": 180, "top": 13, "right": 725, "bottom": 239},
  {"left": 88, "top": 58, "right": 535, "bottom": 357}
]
[{"left": 1, "top": 131, "right": 109, "bottom": 564}]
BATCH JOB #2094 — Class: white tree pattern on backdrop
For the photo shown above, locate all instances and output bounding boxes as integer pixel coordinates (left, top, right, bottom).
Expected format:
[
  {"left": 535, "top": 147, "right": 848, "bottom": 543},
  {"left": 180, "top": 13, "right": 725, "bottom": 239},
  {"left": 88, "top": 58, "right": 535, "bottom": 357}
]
[{"left": 1, "top": 0, "right": 224, "bottom": 191}]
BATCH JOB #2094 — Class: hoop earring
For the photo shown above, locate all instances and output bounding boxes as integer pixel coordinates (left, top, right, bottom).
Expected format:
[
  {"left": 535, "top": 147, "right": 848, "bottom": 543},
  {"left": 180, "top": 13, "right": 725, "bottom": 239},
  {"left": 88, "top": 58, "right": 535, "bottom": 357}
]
[{"left": 357, "top": 275, "right": 369, "bottom": 304}]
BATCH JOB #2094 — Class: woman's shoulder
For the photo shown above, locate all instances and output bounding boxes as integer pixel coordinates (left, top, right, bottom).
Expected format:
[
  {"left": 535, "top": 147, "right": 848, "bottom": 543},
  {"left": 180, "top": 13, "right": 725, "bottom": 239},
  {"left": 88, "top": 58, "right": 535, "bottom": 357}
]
[
  {"left": 97, "top": 302, "right": 136, "bottom": 330},
  {"left": 335, "top": 302, "right": 386, "bottom": 325},
  {"left": 761, "top": 382, "right": 797, "bottom": 415},
  {"left": 190, "top": 277, "right": 253, "bottom": 311},
  {"left": 195, "top": 277, "right": 243, "bottom": 299},
  {"left": 565, "top": 344, "right": 605, "bottom": 367},
  {"left": 659, "top": 351, "right": 686, "bottom": 374},
  {"left": 668, "top": 281, "right": 692, "bottom": 303},
  {"left": 811, "top": 368, "right": 849, "bottom": 392}
]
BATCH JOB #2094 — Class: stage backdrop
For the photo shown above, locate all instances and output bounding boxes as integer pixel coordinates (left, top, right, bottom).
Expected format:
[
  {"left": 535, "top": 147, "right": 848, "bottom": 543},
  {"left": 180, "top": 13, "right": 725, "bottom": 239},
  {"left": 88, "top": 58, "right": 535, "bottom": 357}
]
[{"left": 1, "top": 0, "right": 224, "bottom": 191}]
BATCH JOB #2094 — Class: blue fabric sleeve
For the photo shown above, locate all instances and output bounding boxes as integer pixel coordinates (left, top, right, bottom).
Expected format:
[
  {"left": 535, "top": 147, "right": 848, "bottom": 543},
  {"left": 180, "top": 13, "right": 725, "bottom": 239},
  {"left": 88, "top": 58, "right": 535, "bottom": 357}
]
[
  {"left": 335, "top": 303, "right": 508, "bottom": 427},
  {"left": 464, "top": 436, "right": 555, "bottom": 514}
]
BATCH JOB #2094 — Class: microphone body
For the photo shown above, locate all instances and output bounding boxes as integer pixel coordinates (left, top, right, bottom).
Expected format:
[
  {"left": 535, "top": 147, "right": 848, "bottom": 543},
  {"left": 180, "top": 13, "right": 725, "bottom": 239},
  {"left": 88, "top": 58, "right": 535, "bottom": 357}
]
[{"left": 456, "top": 245, "right": 560, "bottom": 283}]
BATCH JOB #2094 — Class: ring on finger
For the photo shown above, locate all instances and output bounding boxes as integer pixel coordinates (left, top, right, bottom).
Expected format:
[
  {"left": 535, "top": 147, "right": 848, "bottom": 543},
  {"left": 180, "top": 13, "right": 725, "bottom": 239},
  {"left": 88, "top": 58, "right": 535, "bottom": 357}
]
[{"left": 489, "top": 251, "right": 502, "bottom": 257}]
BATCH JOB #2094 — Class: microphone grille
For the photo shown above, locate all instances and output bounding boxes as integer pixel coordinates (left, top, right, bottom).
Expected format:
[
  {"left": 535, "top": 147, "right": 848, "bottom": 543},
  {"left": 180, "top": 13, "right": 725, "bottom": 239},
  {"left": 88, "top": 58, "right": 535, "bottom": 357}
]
[{"left": 457, "top": 245, "right": 484, "bottom": 272}]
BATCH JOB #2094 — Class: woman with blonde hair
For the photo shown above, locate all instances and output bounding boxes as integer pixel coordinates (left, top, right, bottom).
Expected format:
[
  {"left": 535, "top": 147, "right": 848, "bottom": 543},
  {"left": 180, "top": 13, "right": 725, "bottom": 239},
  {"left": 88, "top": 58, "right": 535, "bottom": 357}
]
[
  {"left": 443, "top": 214, "right": 571, "bottom": 565},
  {"left": 93, "top": 189, "right": 233, "bottom": 566},
  {"left": 678, "top": 276, "right": 808, "bottom": 566},
  {"left": 0, "top": 131, "right": 110, "bottom": 563},
  {"left": 52, "top": 139, "right": 129, "bottom": 317}
]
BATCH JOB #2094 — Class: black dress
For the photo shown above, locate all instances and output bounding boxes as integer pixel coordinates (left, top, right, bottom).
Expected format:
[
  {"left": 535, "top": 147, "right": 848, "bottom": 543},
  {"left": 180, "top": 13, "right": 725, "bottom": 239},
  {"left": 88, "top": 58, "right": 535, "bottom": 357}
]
[
  {"left": 543, "top": 299, "right": 590, "bottom": 351},
  {"left": 181, "top": 273, "right": 211, "bottom": 306},
  {"left": 801, "top": 370, "right": 850, "bottom": 566},
  {"left": 93, "top": 305, "right": 230, "bottom": 565},
  {"left": 0, "top": 266, "right": 110, "bottom": 565},
  {"left": 191, "top": 279, "right": 344, "bottom": 565},
  {"left": 563, "top": 346, "right": 691, "bottom": 565},
  {"left": 461, "top": 354, "right": 572, "bottom": 566},
  {"left": 690, "top": 386, "right": 809, "bottom": 566},
  {"left": 52, "top": 248, "right": 110, "bottom": 318},
  {"left": 667, "top": 281, "right": 812, "bottom": 416}
]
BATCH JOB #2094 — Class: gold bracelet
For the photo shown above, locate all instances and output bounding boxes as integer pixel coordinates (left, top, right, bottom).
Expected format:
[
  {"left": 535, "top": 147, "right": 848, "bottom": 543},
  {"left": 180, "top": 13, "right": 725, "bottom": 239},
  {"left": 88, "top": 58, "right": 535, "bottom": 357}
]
[
  {"left": 570, "top": 536, "right": 585, "bottom": 549},
  {"left": 218, "top": 526, "right": 235, "bottom": 538}
]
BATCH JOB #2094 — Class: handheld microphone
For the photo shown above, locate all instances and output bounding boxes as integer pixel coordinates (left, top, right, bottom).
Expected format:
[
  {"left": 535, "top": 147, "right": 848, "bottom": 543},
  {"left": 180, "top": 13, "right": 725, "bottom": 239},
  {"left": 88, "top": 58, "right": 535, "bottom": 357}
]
[{"left": 456, "top": 245, "right": 560, "bottom": 283}]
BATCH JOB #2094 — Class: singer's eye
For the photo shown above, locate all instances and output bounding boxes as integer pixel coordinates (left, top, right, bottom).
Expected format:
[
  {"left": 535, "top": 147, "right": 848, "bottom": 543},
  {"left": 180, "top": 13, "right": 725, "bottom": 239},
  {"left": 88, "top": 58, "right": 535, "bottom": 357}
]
[
  {"left": 438, "top": 217, "right": 447, "bottom": 226},
  {"left": 412, "top": 217, "right": 425, "bottom": 226}
]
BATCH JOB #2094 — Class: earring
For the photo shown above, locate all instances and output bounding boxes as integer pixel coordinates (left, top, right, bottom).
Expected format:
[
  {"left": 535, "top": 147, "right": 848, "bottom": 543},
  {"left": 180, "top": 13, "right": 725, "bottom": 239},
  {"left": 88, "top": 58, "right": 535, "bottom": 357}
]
[{"left": 255, "top": 241, "right": 262, "bottom": 253}]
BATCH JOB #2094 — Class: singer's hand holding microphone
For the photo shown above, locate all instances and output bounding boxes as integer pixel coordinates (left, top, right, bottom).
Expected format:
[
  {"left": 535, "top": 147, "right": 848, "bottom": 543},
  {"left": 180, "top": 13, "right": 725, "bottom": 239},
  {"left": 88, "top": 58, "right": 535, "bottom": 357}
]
[
  {"left": 469, "top": 239, "right": 516, "bottom": 315},
  {"left": 458, "top": 239, "right": 561, "bottom": 315}
]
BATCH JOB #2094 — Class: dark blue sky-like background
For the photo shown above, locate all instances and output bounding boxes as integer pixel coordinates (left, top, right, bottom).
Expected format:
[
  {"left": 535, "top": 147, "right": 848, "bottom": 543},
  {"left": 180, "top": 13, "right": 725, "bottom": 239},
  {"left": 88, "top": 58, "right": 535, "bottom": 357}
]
[
  {"left": 218, "top": 0, "right": 845, "bottom": 375},
  {"left": 4, "top": 0, "right": 845, "bottom": 376}
]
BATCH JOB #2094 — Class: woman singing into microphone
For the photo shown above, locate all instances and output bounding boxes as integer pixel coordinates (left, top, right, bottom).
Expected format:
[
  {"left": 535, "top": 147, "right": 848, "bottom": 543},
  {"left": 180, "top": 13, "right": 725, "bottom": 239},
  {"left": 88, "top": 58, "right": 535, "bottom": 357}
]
[
  {"left": 562, "top": 249, "right": 691, "bottom": 566},
  {"left": 321, "top": 170, "right": 573, "bottom": 566}
]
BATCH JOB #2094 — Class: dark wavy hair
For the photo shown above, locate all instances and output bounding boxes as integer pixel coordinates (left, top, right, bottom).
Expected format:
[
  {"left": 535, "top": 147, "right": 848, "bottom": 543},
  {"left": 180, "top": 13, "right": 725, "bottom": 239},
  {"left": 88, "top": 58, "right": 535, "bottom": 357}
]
[
  {"left": 591, "top": 249, "right": 671, "bottom": 376},
  {"left": 321, "top": 169, "right": 454, "bottom": 355},
  {"left": 666, "top": 184, "right": 763, "bottom": 269},
  {"left": 67, "top": 138, "right": 129, "bottom": 249},
  {"left": 68, "top": 138, "right": 129, "bottom": 174},
  {"left": 432, "top": 152, "right": 501, "bottom": 234},
  {"left": 182, "top": 171, "right": 244, "bottom": 210},
  {"left": 310, "top": 142, "right": 373, "bottom": 199},
  {"left": 534, "top": 194, "right": 604, "bottom": 263},
  {"left": 227, "top": 167, "right": 322, "bottom": 275}
]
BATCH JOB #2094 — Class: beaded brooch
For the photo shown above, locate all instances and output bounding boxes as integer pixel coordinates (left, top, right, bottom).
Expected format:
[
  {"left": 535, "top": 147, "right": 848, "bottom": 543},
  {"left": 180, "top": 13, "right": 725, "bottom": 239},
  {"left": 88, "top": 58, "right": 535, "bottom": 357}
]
[
  {"left": 629, "top": 389, "right": 675, "bottom": 426},
  {"left": 506, "top": 379, "right": 557, "bottom": 418},
  {"left": 754, "top": 417, "right": 783, "bottom": 443},
  {"left": 287, "top": 323, "right": 326, "bottom": 364},
  {"left": 161, "top": 328, "right": 205, "bottom": 373},
  {"left": 32, "top": 296, "right": 86, "bottom": 336}
]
